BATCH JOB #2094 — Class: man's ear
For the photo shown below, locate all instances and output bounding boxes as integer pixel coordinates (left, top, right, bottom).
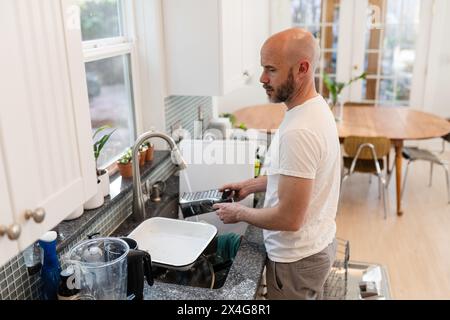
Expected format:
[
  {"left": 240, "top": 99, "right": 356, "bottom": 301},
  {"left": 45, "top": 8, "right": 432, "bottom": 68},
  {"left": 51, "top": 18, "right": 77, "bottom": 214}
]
[{"left": 299, "top": 61, "right": 310, "bottom": 74}]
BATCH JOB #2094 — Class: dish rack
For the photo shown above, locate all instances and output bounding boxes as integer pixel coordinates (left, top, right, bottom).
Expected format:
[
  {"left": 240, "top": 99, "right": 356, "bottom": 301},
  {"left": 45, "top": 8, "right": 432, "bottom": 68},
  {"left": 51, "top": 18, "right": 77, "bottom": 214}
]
[{"left": 323, "top": 238, "right": 350, "bottom": 300}]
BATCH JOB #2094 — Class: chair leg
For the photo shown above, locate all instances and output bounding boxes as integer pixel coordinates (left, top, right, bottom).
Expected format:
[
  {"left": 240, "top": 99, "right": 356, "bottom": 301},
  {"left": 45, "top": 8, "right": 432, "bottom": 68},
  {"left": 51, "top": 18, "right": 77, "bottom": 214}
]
[
  {"left": 444, "top": 166, "right": 450, "bottom": 204},
  {"left": 386, "top": 153, "right": 390, "bottom": 176},
  {"left": 369, "top": 175, "right": 372, "bottom": 184},
  {"left": 402, "top": 160, "right": 411, "bottom": 200},
  {"left": 340, "top": 171, "right": 349, "bottom": 196},
  {"left": 429, "top": 162, "right": 434, "bottom": 187},
  {"left": 378, "top": 175, "right": 382, "bottom": 199},
  {"left": 378, "top": 175, "right": 388, "bottom": 219}
]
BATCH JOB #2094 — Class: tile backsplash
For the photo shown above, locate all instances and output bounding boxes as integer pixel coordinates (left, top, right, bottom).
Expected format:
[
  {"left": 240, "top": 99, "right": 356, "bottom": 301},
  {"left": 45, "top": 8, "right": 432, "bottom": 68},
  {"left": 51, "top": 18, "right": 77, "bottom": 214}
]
[
  {"left": 165, "top": 96, "right": 213, "bottom": 138},
  {"left": 0, "top": 95, "right": 213, "bottom": 300}
]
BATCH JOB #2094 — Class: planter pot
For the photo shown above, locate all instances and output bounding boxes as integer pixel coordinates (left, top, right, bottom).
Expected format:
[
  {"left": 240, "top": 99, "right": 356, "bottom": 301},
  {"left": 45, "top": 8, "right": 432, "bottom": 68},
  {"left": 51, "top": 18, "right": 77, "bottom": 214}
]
[
  {"left": 146, "top": 144, "right": 154, "bottom": 162},
  {"left": 83, "top": 182, "right": 104, "bottom": 210},
  {"left": 64, "top": 205, "right": 84, "bottom": 221},
  {"left": 139, "top": 151, "right": 146, "bottom": 167},
  {"left": 118, "top": 162, "right": 133, "bottom": 178},
  {"left": 98, "top": 169, "right": 110, "bottom": 197}
]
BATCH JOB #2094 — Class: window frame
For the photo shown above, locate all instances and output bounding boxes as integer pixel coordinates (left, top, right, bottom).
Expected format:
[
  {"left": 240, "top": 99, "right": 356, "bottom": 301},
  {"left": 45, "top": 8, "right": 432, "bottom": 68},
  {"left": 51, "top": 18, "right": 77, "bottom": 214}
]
[
  {"left": 79, "top": 0, "right": 143, "bottom": 173},
  {"left": 292, "top": 0, "right": 341, "bottom": 98}
]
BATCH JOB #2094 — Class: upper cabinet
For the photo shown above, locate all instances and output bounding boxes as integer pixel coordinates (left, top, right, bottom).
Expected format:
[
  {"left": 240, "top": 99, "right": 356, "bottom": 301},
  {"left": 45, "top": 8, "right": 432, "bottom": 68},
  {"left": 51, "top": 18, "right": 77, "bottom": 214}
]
[
  {"left": 0, "top": 149, "right": 20, "bottom": 267},
  {"left": 0, "top": 0, "right": 97, "bottom": 263},
  {"left": 162, "top": 0, "right": 269, "bottom": 96}
]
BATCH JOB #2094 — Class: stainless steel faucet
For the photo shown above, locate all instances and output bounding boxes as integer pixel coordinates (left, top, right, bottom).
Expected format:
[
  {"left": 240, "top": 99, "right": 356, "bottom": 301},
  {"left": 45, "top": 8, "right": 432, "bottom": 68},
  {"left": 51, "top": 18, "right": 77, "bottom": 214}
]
[{"left": 131, "top": 131, "right": 187, "bottom": 222}]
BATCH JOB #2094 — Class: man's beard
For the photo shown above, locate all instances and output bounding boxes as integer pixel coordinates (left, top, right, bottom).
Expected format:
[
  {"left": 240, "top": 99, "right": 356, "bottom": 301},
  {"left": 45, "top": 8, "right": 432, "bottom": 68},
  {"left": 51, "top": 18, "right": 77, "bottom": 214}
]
[{"left": 264, "top": 69, "right": 295, "bottom": 103}]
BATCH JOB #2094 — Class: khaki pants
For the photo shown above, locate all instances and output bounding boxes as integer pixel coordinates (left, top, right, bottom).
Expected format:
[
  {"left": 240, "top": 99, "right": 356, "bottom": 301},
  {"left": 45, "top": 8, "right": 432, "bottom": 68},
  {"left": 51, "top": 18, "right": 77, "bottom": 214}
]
[{"left": 265, "top": 238, "right": 337, "bottom": 300}]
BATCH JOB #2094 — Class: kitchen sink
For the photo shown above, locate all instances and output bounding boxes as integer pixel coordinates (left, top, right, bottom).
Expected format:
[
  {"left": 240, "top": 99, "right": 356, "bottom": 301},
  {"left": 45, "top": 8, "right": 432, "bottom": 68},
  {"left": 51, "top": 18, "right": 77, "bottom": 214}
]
[
  {"left": 147, "top": 196, "right": 243, "bottom": 289},
  {"left": 112, "top": 193, "right": 242, "bottom": 290},
  {"left": 151, "top": 234, "right": 240, "bottom": 290}
]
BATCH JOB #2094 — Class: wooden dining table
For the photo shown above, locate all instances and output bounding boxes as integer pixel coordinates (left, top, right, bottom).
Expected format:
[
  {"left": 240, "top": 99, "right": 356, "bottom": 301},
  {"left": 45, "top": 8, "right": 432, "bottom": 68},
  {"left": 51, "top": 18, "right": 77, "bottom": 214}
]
[{"left": 234, "top": 104, "right": 450, "bottom": 216}]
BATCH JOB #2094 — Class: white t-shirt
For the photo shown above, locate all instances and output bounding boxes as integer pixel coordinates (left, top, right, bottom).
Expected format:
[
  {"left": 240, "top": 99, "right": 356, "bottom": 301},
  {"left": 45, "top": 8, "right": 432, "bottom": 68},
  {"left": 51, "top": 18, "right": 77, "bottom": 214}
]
[{"left": 262, "top": 95, "right": 341, "bottom": 263}]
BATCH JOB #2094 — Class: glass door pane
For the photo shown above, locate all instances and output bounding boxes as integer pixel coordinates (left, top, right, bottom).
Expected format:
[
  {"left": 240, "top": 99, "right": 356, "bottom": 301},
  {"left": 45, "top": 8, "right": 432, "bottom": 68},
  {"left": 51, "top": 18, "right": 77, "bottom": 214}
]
[
  {"left": 292, "top": 0, "right": 342, "bottom": 99},
  {"left": 360, "top": 0, "right": 422, "bottom": 106}
]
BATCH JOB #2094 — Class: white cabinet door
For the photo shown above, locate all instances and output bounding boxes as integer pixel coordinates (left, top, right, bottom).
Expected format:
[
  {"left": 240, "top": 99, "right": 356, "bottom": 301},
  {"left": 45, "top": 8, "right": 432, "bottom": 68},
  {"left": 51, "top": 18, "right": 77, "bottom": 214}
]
[
  {"left": 242, "top": 0, "right": 269, "bottom": 81},
  {"left": 221, "top": 0, "right": 245, "bottom": 94},
  {"left": 163, "top": 0, "right": 269, "bottom": 96},
  {"left": 0, "top": 149, "right": 20, "bottom": 266},
  {"left": 0, "top": 0, "right": 97, "bottom": 250}
]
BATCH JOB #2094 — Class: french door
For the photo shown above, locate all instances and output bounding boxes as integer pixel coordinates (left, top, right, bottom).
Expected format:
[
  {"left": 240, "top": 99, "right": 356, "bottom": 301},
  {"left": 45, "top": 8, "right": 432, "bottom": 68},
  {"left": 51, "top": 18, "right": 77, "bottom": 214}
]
[{"left": 292, "top": 0, "right": 432, "bottom": 107}]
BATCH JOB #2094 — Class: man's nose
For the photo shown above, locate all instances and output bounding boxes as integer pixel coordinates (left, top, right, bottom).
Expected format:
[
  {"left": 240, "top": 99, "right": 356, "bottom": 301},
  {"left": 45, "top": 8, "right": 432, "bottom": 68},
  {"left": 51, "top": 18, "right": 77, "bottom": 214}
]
[{"left": 260, "top": 72, "right": 269, "bottom": 84}]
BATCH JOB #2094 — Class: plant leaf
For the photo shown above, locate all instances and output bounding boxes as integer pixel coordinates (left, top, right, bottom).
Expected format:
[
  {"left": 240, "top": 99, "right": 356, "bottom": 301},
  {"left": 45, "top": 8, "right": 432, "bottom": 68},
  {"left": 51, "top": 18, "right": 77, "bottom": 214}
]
[
  {"left": 93, "top": 129, "right": 116, "bottom": 160},
  {"left": 93, "top": 125, "right": 111, "bottom": 140}
]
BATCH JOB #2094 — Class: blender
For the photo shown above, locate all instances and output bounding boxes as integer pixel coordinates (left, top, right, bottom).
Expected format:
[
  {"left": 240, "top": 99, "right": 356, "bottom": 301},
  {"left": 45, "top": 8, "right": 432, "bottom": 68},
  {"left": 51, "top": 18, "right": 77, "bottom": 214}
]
[{"left": 66, "top": 238, "right": 129, "bottom": 300}]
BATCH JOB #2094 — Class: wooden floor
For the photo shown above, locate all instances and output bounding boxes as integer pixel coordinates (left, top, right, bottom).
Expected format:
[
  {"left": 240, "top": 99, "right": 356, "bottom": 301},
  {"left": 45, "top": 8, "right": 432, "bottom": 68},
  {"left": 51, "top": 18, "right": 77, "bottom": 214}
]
[{"left": 337, "top": 148, "right": 450, "bottom": 300}]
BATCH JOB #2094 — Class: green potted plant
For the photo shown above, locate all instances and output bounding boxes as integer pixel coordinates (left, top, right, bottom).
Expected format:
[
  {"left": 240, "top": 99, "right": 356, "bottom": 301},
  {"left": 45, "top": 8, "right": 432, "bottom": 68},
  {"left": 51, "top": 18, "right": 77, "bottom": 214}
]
[
  {"left": 323, "top": 72, "right": 367, "bottom": 107},
  {"left": 219, "top": 113, "right": 237, "bottom": 128},
  {"left": 323, "top": 72, "right": 366, "bottom": 121},
  {"left": 117, "top": 147, "right": 133, "bottom": 178},
  {"left": 143, "top": 141, "right": 154, "bottom": 162},
  {"left": 84, "top": 125, "right": 116, "bottom": 210},
  {"left": 93, "top": 125, "right": 116, "bottom": 197},
  {"left": 138, "top": 144, "right": 148, "bottom": 167}
]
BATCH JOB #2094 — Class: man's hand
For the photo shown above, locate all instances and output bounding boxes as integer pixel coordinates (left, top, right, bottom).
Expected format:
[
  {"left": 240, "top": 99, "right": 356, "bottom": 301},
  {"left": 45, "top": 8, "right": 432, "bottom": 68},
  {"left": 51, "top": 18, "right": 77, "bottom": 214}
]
[
  {"left": 219, "top": 176, "right": 268, "bottom": 201},
  {"left": 213, "top": 202, "right": 249, "bottom": 224},
  {"left": 219, "top": 181, "right": 252, "bottom": 202}
]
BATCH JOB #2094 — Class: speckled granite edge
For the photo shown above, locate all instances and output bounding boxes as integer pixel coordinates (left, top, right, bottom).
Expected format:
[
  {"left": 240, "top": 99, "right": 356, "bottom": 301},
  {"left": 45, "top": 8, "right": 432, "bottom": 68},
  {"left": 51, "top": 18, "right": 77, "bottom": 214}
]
[{"left": 55, "top": 151, "right": 173, "bottom": 252}]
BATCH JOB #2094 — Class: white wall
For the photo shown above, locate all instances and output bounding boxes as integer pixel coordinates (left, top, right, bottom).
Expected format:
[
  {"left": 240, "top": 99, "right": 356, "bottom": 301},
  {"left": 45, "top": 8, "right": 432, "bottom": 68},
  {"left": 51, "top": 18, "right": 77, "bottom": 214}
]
[
  {"left": 133, "top": 0, "right": 172, "bottom": 150},
  {"left": 423, "top": 0, "right": 450, "bottom": 119},
  {"left": 215, "top": 0, "right": 292, "bottom": 115}
]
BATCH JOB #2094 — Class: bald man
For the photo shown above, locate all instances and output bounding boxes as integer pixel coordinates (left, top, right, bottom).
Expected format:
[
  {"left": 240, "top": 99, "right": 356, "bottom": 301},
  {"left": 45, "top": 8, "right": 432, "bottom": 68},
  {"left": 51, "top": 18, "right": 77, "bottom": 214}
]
[{"left": 214, "top": 28, "right": 341, "bottom": 300}]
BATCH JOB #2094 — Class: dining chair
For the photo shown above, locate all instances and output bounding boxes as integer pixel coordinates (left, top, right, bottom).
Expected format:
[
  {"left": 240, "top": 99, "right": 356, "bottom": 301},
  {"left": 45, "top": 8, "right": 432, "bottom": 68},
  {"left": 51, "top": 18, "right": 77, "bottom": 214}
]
[
  {"left": 341, "top": 136, "right": 392, "bottom": 219},
  {"left": 343, "top": 101, "right": 397, "bottom": 178},
  {"left": 402, "top": 146, "right": 450, "bottom": 204}
]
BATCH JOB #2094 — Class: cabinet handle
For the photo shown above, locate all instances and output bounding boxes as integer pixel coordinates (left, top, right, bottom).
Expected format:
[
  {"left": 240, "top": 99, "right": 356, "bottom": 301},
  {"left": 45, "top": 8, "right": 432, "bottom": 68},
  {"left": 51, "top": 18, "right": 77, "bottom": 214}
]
[
  {"left": 243, "top": 70, "right": 250, "bottom": 77},
  {"left": 0, "top": 224, "right": 21, "bottom": 240},
  {"left": 24, "top": 208, "right": 46, "bottom": 223}
]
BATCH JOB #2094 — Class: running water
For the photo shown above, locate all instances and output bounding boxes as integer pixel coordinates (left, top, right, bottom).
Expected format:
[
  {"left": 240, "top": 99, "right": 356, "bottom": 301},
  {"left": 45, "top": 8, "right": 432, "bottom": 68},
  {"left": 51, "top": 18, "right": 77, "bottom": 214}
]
[
  {"left": 181, "top": 170, "right": 193, "bottom": 193},
  {"left": 181, "top": 170, "right": 199, "bottom": 222}
]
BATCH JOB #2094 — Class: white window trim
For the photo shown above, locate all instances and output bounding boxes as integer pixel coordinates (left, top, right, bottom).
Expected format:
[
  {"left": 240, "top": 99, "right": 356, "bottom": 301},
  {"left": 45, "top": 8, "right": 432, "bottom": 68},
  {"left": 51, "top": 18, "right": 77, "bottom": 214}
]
[
  {"left": 78, "top": 0, "right": 144, "bottom": 167},
  {"left": 83, "top": 42, "right": 133, "bottom": 62}
]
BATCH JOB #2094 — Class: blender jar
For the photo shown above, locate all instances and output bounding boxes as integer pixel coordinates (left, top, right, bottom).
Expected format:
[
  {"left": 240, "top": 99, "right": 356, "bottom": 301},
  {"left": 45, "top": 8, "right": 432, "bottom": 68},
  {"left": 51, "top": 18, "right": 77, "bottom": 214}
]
[{"left": 67, "top": 237, "right": 129, "bottom": 300}]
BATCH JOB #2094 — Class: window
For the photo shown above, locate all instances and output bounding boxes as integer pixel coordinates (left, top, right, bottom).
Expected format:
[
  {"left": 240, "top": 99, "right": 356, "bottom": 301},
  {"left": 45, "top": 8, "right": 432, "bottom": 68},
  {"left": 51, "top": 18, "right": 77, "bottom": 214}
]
[
  {"left": 78, "top": 0, "right": 136, "bottom": 170},
  {"left": 360, "top": 0, "right": 422, "bottom": 105},
  {"left": 292, "top": 0, "right": 341, "bottom": 99},
  {"left": 291, "top": 0, "right": 428, "bottom": 106}
]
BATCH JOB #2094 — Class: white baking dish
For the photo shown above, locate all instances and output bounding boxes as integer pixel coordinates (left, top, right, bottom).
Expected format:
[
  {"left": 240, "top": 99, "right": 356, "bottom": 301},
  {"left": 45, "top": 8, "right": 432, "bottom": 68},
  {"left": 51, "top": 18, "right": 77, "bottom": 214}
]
[{"left": 128, "top": 217, "right": 217, "bottom": 270}]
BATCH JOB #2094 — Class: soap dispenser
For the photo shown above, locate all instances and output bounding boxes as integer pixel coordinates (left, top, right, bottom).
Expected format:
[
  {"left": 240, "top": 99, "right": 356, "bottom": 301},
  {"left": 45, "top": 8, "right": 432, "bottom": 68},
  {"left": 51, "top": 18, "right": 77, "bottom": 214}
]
[{"left": 38, "top": 231, "right": 61, "bottom": 300}]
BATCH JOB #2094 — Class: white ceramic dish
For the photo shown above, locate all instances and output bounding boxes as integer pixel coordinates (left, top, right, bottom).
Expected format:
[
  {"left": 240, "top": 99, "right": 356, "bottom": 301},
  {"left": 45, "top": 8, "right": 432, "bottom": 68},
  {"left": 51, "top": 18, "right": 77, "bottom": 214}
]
[{"left": 128, "top": 217, "right": 217, "bottom": 270}]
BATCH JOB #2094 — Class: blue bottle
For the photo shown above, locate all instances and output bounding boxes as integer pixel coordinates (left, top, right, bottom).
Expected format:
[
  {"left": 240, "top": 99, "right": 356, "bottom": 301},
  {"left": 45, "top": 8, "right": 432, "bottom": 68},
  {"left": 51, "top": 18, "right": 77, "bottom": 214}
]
[{"left": 38, "top": 231, "right": 61, "bottom": 300}]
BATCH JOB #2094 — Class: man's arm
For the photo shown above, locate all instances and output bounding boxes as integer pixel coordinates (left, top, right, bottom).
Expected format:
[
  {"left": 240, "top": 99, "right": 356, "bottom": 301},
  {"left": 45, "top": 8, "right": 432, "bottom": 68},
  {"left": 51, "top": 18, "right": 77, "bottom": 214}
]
[
  {"left": 215, "top": 174, "right": 313, "bottom": 232},
  {"left": 220, "top": 175, "right": 268, "bottom": 201}
]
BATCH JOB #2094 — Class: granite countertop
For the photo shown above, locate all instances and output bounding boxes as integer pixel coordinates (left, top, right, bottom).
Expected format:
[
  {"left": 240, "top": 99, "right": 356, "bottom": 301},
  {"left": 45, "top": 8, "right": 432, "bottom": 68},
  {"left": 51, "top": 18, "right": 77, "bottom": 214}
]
[
  {"left": 112, "top": 181, "right": 267, "bottom": 300},
  {"left": 142, "top": 223, "right": 266, "bottom": 300}
]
